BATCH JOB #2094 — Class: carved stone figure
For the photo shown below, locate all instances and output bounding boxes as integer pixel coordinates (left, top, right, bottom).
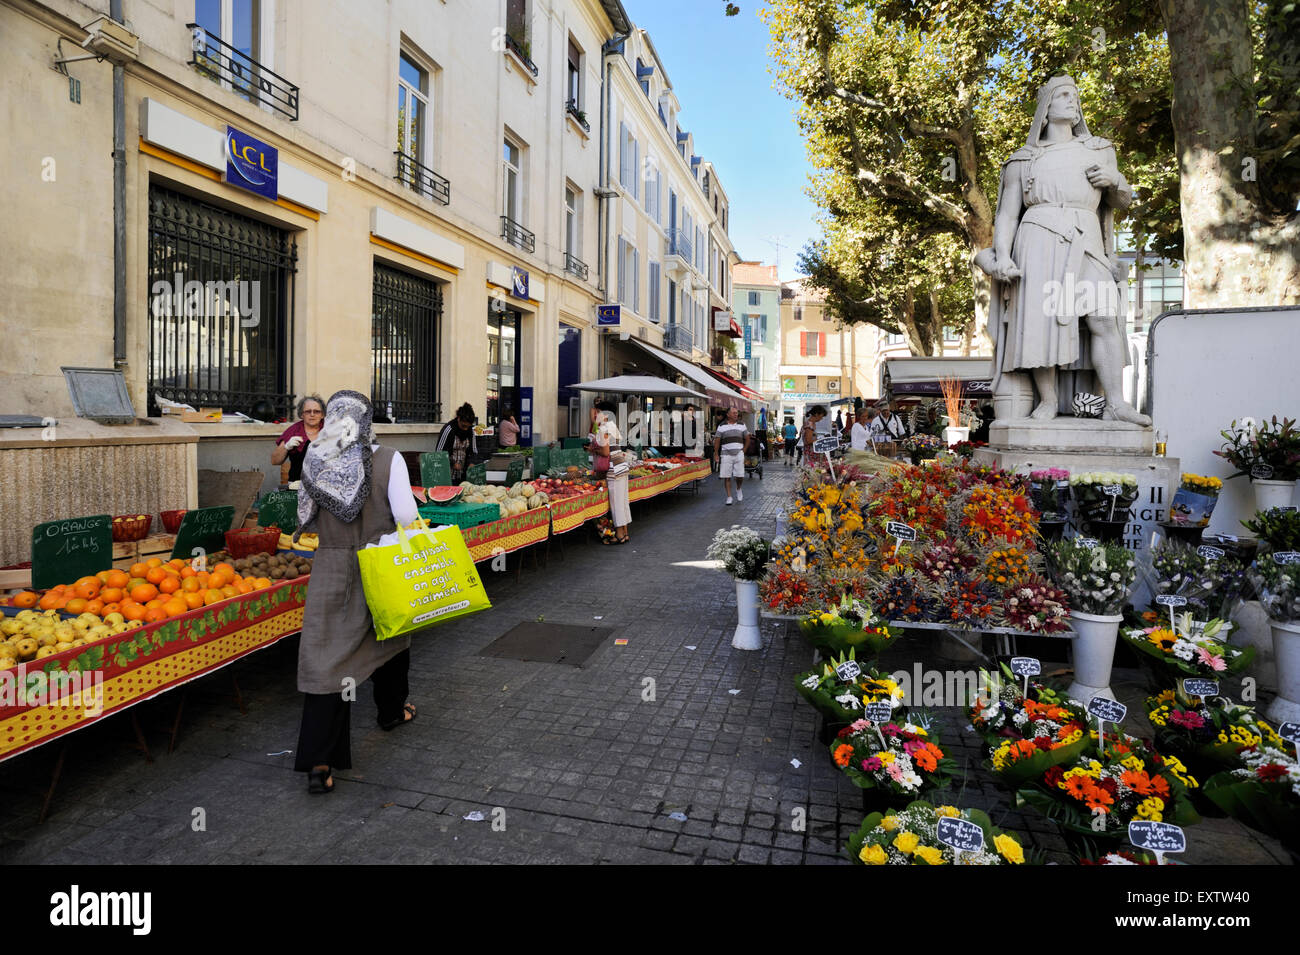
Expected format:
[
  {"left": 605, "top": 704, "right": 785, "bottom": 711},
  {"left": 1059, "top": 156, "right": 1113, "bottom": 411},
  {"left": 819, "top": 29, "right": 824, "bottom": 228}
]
[{"left": 977, "top": 75, "right": 1151, "bottom": 427}]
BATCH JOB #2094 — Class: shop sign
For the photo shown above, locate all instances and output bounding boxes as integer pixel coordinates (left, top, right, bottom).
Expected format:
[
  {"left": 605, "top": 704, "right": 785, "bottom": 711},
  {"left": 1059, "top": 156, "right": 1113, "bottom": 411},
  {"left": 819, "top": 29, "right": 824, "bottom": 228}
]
[
  {"left": 743, "top": 323, "right": 751, "bottom": 359},
  {"left": 783, "top": 392, "right": 835, "bottom": 402},
  {"left": 597, "top": 304, "right": 621, "bottom": 327},
  {"left": 782, "top": 377, "right": 796, "bottom": 392},
  {"left": 713, "top": 309, "right": 734, "bottom": 331},
  {"left": 511, "top": 266, "right": 529, "bottom": 300},
  {"left": 225, "top": 126, "right": 278, "bottom": 201}
]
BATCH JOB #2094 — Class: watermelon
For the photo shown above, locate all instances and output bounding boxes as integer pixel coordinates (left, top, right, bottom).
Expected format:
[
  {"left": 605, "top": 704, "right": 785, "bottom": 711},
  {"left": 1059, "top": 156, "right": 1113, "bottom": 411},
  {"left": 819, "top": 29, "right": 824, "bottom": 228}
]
[
  {"left": 410, "top": 485, "right": 428, "bottom": 504},
  {"left": 427, "top": 486, "right": 465, "bottom": 505}
]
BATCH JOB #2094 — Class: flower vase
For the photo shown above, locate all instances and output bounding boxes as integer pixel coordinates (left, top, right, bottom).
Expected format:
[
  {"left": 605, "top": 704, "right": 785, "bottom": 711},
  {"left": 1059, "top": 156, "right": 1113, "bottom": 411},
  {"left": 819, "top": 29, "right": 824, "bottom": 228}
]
[
  {"left": 1067, "top": 610, "right": 1123, "bottom": 701},
  {"left": 1039, "top": 519, "right": 1067, "bottom": 541},
  {"left": 732, "top": 579, "right": 762, "bottom": 651},
  {"left": 943, "top": 425, "right": 969, "bottom": 447},
  {"left": 1160, "top": 522, "right": 1205, "bottom": 547},
  {"left": 1086, "top": 519, "right": 1128, "bottom": 544},
  {"left": 1265, "top": 620, "right": 1300, "bottom": 723},
  {"left": 1252, "top": 479, "right": 1296, "bottom": 514}
]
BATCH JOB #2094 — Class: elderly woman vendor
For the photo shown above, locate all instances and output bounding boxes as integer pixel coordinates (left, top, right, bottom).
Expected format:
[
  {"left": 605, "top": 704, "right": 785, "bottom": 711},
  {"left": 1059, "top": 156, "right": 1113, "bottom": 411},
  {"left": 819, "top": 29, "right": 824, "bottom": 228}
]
[{"left": 272, "top": 395, "right": 324, "bottom": 483}]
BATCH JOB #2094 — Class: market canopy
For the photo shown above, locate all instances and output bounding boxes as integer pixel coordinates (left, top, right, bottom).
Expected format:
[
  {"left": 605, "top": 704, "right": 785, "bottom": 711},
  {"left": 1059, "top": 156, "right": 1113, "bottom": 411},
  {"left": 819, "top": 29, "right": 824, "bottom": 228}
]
[
  {"left": 625, "top": 338, "right": 752, "bottom": 413},
  {"left": 566, "top": 375, "right": 705, "bottom": 399},
  {"left": 881, "top": 356, "right": 994, "bottom": 399}
]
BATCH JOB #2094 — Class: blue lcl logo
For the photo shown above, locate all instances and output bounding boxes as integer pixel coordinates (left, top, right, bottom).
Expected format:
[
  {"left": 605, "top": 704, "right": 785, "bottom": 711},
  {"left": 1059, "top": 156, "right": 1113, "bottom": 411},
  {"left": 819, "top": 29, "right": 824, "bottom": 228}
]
[{"left": 225, "top": 127, "right": 279, "bottom": 201}]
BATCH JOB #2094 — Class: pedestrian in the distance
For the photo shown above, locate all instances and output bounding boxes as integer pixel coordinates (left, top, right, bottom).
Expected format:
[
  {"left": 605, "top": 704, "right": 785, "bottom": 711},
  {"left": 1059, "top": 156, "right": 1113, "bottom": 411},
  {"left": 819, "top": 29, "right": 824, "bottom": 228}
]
[
  {"left": 293, "top": 391, "right": 420, "bottom": 795},
  {"left": 713, "top": 406, "right": 748, "bottom": 505},
  {"left": 782, "top": 418, "right": 798, "bottom": 464},
  {"left": 435, "top": 403, "right": 478, "bottom": 483},
  {"left": 801, "top": 405, "right": 827, "bottom": 466}
]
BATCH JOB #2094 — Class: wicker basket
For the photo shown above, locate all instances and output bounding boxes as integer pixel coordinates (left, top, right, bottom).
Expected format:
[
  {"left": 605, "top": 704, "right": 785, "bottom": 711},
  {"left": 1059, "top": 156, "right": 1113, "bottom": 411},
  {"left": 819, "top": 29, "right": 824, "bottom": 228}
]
[
  {"left": 161, "top": 509, "right": 188, "bottom": 534},
  {"left": 112, "top": 514, "right": 153, "bottom": 542},
  {"left": 224, "top": 525, "right": 281, "bottom": 558}
]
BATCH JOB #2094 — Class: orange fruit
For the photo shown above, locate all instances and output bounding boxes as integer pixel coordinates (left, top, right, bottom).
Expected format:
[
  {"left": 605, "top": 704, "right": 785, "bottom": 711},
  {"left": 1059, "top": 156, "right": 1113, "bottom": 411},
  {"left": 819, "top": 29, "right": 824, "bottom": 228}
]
[
  {"left": 122, "top": 602, "right": 147, "bottom": 622},
  {"left": 129, "top": 562, "right": 149, "bottom": 579},
  {"left": 203, "top": 589, "right": 225, "bottom": 605},
  {"left": 255, "top": 577, "right": 272, "bottom": 590},
  {"left": 213, "top": 562, "right": 235, "bottom": 578},
  {"left": 181, "top": 577, "right": 201, "bottom": 593},
  {"left": 183, "top": 592, "right": 204, "bottom": 610},
  {"left": 96, "top": 570, "right": 112, "bottom": 583},
  {"left": 38, "top": 593, "right": 60, "bottom": 611},
  {"left": 220, "top": 585, "right": 238, "bottom": 598},
  {"left": 74, "top": 575, "right": 100, "bottom": 591},
  {"left": 145, "top": 557, "right": 163, "bottom": 569},
  {"left": 236, "top": 580, "right": 253, "bottom": 594},
  {"left": 74, "top": 580, "right": 101, "bottom": 600},
  {"left": 65, "top": 597, "right": 88, "bottom": 615},
  {"left": 180, "top": 566, "right": 197, "bottom": 579},
  {"left": 100, "top": 587, "right": 124, "bottom": 604},
  {"left": 105, "top": 569, "right": 130, "bottom": 589},
  {"left": 158, "top": 576, "right": 180, "bottom": 595},
  {"left": 101, "top": 602, "right": 121, "bottom": 615},
  {"left": 130, "top": 583, "right": 158, "bottom": 603},
  {"left": 12, "top": 591, "right": 38, "bottom": 609},
  {"left": 168, "top": 559, "right": 186, "bottom": 571},
  {"left": 163, "top": 598, "right": 188, "bottom": 617},
  {"left": 196, "top": 572, "right": 210, "bottom": 587},
  {"left": 84, "top": 599, "right": 105, "bottom": 616},
  {"left": 144, "top": 608, "right": 167, "bottom": 623},
  {"left": 145, "top": 567, "right": 167, "bottom": 585},
  {"left": 126, "top": 577, "right": 148, "bottom": 593},
  {"left": 208, "top": 571, "right": 229, "bottom": 590}
]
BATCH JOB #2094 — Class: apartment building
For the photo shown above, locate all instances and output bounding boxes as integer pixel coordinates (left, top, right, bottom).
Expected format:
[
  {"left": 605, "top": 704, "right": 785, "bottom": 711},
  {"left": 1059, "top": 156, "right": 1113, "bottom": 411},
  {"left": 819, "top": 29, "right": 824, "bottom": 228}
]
[
  {"left": 777, "top": 279, "right": 874, "bottom": 426},
  {"left": 731, "top": 261, "right": 780, "bottom": 405},
  {"left": 2, "top": 0, "right": 631, "bottom": 462}
]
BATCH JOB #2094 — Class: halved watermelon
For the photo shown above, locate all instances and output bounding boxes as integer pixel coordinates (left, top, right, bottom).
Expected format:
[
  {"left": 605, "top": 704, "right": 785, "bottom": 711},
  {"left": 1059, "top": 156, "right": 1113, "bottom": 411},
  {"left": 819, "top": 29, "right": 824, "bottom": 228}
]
[
  {"left": 427, "top": 485, "right": 464, "bottom": 505},
  {"left": 411, "top": 485, "right": 429, "bottom": 504}
]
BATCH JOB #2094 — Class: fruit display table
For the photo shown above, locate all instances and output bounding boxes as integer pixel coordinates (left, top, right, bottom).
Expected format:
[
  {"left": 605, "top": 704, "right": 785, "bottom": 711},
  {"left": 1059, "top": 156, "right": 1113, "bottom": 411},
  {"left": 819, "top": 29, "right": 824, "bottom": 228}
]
[
  {"left": 460, "top": 508, "right": 552, "bottom": 563},
  {"left": 547, "top": 489, "right": 610, "bottom": 535},
  {"left": 0, "top": 578, "right": 308, "bottom": 762},
  {"left": 628, "top": 461, "right": 711, "bottom": 502}
]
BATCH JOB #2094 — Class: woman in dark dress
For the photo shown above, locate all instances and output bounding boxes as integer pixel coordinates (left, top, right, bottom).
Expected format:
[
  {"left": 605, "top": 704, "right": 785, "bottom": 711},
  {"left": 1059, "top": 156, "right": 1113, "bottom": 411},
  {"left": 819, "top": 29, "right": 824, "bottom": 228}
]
[
  {"left": 293, "top": 391, "right": 420, "bottom": 794},
  {"left": 272, "top": 395, "right": 324, "bottom": 484},
  {"left": 435, "top": 403, "right": 479, "bottom": 484}
]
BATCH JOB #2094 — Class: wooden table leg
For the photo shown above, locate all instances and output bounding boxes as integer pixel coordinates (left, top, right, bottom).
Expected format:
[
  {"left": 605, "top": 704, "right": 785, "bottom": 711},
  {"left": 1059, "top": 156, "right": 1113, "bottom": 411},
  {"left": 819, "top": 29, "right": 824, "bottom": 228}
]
[
  {"left": 231, "top": 673, "right": 248, "bottom": 716},
  {"left": 168, "top": 690, "right": 187, "bottom": 755},
  {"left": 37, "top": 742, "right": 68, "bottom": 825},
  {"left": 130, "top": 711, "right": 154, "bottom": 764}
]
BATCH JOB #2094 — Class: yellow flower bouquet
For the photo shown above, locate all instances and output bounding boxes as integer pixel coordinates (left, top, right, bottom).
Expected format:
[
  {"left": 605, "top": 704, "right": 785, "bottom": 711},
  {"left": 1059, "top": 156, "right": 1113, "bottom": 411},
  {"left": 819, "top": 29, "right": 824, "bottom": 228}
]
[{"left": 847, "top": 801, "right": 1030, "bottom": 865}]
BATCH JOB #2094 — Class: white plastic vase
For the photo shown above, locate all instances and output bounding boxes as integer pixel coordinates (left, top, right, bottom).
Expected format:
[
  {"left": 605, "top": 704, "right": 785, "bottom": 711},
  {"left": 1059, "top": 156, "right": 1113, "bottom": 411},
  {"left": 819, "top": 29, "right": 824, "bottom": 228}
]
[
  {"left": 1266, "top": 620, "right": 1300, "bottom": 723},
  {"left": 733, "top": 579, "right": 762, "bottom": 651},
  {"left": 1067, "top": 610, "right": 1122, "bottom": 701},
  {"left": 1252, "top": 479, "right": 1297, "bottom": 514},
  {"left": 943, "top": 426, "right": 970, "bottom": 447}
]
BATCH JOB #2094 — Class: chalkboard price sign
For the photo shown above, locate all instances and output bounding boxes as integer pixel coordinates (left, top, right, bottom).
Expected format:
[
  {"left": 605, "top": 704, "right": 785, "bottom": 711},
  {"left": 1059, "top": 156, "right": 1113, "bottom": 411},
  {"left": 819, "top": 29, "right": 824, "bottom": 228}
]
[
  {"left": 1250, "top": 463, "right": 1275, "bottom": 480},
  {"left": 1273, "top": 551, "right": 1300, "bottom": 565},
  {"left": 1128, "top": 820, "right": 1186, "bottom": 855},
  {"left": 813, "top": 435, "right": 840, "bottom": 455},
  {"left": 1182, "top": 678, "right": 1219, "bottom": 698},
  {"left": 936, "top": 817, "right": 984, "bottom": 854},
  {"left": 1009, "top": 656, "right": 1041, "bottom": 677},
  {"left": 1196, "top": 545, "right": 1225, "bottom": 562},
  {"left": 1276, "top": 722, "right": 1300, "bottom": 747},
  {"left": 31, "top": 515, "right": 113, "bottom": 590},
  {"left": 170, "top": 506, "right": 236, "bottom": 561},
  {"left": 257, "top": 491, "right": 299, "bottom": 533},
  {"left": 885, "top": 521, "right": 917, "bottom": 542},
  {"left": 1087, "top": 696, "right": 1127, "bottom": 723},
  {"left": 1102, "top": 484, "right": 1123, "bottom": 496},
  {"left": 1155, "top": 594, "right": 1189, "bottom": 608},
  {"left": 834, "top": 660, "right": 862, "bottom": 683},
  {"left": 1076, "top": 537, "right": 1099, "bottom": 549},
  {"left": 862, "top": 700, "right": 893, "bottom": 724}
]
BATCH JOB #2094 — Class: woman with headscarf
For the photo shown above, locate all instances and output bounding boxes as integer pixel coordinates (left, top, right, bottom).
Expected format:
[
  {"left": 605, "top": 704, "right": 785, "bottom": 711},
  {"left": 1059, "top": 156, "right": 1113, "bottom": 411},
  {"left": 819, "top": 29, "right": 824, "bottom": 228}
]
[
  {"left": 293, "top": 390, "right": 420, "bottom": 794},
  {"left": 590, "top": 401, "right": 631, "bottom": 543}
]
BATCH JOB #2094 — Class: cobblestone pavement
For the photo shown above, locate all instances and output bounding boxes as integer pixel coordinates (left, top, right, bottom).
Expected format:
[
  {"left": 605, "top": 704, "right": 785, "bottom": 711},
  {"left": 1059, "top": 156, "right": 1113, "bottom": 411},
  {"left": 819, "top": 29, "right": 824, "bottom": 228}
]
[{"left": 0, "top": 463, "right": 1291, "bottom": 865}]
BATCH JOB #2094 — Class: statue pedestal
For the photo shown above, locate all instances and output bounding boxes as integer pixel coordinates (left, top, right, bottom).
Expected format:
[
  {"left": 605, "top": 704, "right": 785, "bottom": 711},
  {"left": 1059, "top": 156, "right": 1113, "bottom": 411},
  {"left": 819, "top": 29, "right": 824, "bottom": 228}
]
[{"left": 975, "top": 422, "right": 1177, "bottom": 609}]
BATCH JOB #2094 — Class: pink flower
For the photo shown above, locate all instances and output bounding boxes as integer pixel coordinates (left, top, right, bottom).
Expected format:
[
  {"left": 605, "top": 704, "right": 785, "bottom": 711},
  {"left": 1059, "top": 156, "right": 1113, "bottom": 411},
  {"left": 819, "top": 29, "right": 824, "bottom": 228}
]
[
  {"left": 1168, "top": 710, "right": 1205, "bottom": 729},
  {"left": 1196, "top": 647, "right": 1227, "bottom": 671},
  {"left": 886, "top": 763, "right": 905, "bottom": 782},
  {"left": 903, "top": 739, "right": 926, "bottom": 755},
  {"left": 880, "top": 723, "right": 902, "bottom": 736},
  {"left": 849, "top": 719, "right": 870, "bottom": 733},
  {"left": 862, "top": 757, "right": 882, "bottom": 771}
]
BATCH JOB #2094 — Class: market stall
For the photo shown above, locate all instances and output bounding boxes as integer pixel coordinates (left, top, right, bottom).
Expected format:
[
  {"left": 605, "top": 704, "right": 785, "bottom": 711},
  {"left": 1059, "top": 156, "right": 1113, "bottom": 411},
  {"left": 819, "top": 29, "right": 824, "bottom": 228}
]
[{"left": 628, "top": 460, "right": 711, "bottom": 502}]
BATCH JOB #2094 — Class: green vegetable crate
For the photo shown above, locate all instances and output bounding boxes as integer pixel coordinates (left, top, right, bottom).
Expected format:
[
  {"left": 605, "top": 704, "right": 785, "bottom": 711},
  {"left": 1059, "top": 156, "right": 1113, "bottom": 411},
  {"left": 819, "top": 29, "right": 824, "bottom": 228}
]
[{"left": 417, "top": 501, "right": 499, "bottom": 528}]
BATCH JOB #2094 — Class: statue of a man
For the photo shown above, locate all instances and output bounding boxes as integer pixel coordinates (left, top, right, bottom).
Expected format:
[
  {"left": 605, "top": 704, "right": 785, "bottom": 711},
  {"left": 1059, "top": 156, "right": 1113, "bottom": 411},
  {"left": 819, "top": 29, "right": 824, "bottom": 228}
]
[{"left": 978, "top": 75, "right": 1151, "bottom": 426}]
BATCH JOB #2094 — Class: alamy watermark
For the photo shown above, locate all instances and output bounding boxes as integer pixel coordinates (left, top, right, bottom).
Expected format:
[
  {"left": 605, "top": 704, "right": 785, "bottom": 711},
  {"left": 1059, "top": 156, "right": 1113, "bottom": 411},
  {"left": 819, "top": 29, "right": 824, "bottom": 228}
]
[
  {"left": 150, "top": 273, "right": 261, "bottom": 328},
  {"left": 1, "top": 665, "right": 104, "bottom": 716}
]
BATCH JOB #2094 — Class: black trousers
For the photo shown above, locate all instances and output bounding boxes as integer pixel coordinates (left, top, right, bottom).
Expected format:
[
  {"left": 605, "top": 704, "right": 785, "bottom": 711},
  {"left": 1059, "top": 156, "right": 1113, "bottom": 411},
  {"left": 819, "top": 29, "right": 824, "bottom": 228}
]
[{"left": 294, "top": 649, "right": 410, "bottom": 772}]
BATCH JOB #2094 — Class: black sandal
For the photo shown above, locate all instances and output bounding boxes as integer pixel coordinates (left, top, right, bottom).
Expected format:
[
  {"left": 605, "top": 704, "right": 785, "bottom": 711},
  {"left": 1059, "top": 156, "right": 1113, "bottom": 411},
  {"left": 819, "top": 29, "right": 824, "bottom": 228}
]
[
  {"left": 379, "top": 702, "right": 417, "bottom": 731},
  {"left": 307, "top": 767, "right": 334, "bottom": 795}
]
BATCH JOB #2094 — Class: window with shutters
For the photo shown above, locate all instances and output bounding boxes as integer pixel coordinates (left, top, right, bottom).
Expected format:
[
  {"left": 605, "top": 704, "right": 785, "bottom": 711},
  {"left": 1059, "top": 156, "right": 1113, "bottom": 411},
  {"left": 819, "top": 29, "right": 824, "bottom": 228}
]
[
  {"left": 619, "top": 123, "right": 639, "bottom": 198},
  {"left": 748, "top": 290, "right": 760, "bottom": 306},
  {"left": 648, "top": 261, "right": 660, "bottom": 321}
]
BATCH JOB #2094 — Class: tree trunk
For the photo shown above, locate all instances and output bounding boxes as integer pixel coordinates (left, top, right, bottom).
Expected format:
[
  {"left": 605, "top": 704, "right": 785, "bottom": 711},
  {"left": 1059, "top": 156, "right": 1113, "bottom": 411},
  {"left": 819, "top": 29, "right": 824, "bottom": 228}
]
[
  {"left": 901, "top": 287, "right": 935, "bottom": 355},
  {"left": 1160, "top": 0, "right": 1300, "bottom": 306}
]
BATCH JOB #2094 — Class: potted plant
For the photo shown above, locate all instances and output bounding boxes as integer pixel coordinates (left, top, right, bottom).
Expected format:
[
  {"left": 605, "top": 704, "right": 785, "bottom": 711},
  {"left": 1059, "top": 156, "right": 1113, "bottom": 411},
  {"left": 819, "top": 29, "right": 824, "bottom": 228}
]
[
  {"left": 1216, "top": 416, "right": 1300, "bottom": 513},
  {"left": 1069, "top": 471, "right": 1139, "bottom": 542},
  {"left": 707, "top": 525, "right": 770, "bottom": 650},
  {"left": 1029, "top": 467, "right": 1071, "bottom": 538},
  {"left": 1044, "top": 539, "right": 1138, "bottom": 700},
  {"left": 1248, "top": 552, "right": 1300, "bottom": 722}
]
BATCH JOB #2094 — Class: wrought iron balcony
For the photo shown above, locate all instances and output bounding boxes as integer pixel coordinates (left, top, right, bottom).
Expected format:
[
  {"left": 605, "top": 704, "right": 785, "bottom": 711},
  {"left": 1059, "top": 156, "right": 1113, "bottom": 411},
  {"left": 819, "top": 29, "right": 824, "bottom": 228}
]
[
  {"left": 564, "top": 252, "right": 589, "bottom": 281},
  {"left": 504, "top": 33, "right": 538, "bottom": 76},
  {"left": 666, "top": 322, "right": 694, "bottom": 356},
  {"left": 565, "top": 99, "right": 590, "bottom": 133},
  {"left": 501, "top": 215, "right": 536, "bottom": 253},
  {"left": 187, "top": 24, "right": 299, "bottom": 121},
  {"left": 395, "top": 152, "right": 450, "bottom": 206}
]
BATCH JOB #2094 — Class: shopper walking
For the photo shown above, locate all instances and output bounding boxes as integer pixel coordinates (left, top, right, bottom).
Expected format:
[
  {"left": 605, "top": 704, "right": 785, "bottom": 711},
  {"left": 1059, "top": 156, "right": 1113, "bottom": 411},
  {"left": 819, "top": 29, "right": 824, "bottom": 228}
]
[
  {"left": 713, "top": 406, "right": 748, "bottom": 505},
  {"left": 591, "top": 401, "right": 631, "bottom": 542},
  {"left": 782, "top": 418, "right": 798, "bottom": 464},
  {"left": 293, "top": 391, "right": 420, "bottom": 795}
]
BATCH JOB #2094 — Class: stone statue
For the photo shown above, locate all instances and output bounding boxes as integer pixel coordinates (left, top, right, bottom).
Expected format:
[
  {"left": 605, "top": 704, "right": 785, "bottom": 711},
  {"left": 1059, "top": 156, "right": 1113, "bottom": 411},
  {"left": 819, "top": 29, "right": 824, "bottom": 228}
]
[{"left": 976, "top": 75, "right": 1151, "bottom": 426}]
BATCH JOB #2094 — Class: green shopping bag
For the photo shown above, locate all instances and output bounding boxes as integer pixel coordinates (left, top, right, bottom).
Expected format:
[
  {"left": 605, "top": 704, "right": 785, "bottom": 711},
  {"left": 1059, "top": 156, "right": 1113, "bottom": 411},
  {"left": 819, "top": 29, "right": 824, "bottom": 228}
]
[{"left": 357, "top": 520, "right": 491, "bottom": 641}]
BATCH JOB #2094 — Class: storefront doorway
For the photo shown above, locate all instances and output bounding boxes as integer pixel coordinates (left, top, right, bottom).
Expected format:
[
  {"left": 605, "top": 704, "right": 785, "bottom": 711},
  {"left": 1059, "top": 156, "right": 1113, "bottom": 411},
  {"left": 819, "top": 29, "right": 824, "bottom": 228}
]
[
  {"left": 486, "top": 306, "right": 520, "bottom": 426},
  {"left": 557, "top": 323, "right": 581, "bottom": 438}
]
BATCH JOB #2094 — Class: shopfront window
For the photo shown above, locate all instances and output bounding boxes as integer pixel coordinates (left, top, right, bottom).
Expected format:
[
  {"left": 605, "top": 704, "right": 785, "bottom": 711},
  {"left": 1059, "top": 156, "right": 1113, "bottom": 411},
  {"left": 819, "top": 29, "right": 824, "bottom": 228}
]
[
  {"left": 487, "top": 306, "right": 521, "bottom": 426},
  {"left": 371, "top": 262, "right": 441, "bottom": 422}
]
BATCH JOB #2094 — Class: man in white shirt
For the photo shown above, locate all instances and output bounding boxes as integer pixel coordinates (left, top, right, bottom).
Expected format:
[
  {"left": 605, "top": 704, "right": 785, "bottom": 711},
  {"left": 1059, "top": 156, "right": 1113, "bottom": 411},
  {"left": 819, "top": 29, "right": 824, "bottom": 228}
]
[
  {"left": 850, "top": 414, "right": 871, "bottom": 451},
  {"left": 712, "top": 406, "right": 748, "bottom": 505},
  {"left": 872, "top": 403, "right": 906, "bottom": 441}
]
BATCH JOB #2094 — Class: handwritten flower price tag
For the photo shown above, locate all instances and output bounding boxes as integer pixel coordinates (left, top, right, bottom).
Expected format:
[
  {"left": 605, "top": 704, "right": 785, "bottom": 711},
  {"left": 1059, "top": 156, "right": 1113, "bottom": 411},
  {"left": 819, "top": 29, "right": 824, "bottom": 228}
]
[
  {"left": 936, "top": 816, "right": 984, "bottom": 864},
  {"left": 1076, "top": 537, "right": 1099, "bottom": 549},
  {"left": 1250, "top": 463, "right": 1275, "bottom": 480},
  {"left": 885, "top": 520, "right": 916, "bottom": 558},
  {"left": 1196, "top": 545, "right": 1225, "bottom": 562},
  {"left": 1274, "top": 552, "right": 1300, "bottom": 565},
  {"left": 1276, "top": 722, "right": 1300, "bottom": 747},
  {"left": 1182, "top": 678, "right": 1219, "bottom": 698},
  {"left": 1087, "top": 696, "right": 1127, "bottom": 755},
  {"left": 1010, "top": 656, "right": 1040, "bottom": 695},
  {"left": 1155, "top": 593, "right": 1188, "bottom": 631},
  {"left": 834, "top": 660, "right": 862, "bottom": 683},
  {"left": 1127, "top": 820, "right": 1185, "bottom": 865}
]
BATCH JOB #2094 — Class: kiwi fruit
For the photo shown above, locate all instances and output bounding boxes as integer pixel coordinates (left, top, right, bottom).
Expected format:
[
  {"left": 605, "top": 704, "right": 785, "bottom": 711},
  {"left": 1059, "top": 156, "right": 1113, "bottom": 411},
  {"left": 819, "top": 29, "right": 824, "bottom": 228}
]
[
  {"left": 270, "top": 567, "right": 284, "bottom": 579},
  {"left": 283, "top": 567, "right": 298, "bottom": 579}
]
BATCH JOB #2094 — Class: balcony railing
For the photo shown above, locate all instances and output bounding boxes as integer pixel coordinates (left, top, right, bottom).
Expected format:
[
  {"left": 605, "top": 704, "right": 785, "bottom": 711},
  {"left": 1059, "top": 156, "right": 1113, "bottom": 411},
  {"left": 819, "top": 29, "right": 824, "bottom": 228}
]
[
  {"left": 187, "top": 24, "right": 299, "bottom": 121},
  {"left": 565, "top": 100, "right": 590, "bottom": 133},
  {"left": 395, "top": 152, "right": 450, "bottom": 206},
  {"left": 564, "top": 252, "right": 589, "bottom": 281},
  {"left": 666, "top": 228, "right": 693, "bottom": 262},
  {"left": 666, "top": 323, "right": 694, "bottom": 356},
  {"left": 504, "top": 33, "right": 539, "bottom": 76},
  {"left": 501, "top": 216, "right": 536, "bottom": 253}
]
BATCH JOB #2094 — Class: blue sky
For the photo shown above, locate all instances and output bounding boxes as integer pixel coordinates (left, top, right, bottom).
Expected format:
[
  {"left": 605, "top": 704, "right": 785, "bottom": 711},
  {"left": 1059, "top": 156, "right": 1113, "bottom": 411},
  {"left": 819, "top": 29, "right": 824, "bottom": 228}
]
[{"left": 623, "top": 0, "right": 819, "bottom": 281}]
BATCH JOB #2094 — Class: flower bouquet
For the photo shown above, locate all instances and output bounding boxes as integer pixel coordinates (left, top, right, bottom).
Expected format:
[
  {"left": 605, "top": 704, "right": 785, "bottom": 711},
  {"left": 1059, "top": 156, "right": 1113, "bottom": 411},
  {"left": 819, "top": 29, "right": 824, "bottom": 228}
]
[
  {"left": 984, "top": 699, "right": 1092, "bottom": 788},
  {"left": 1029, "top": 468, "right": 1071, "bottom": 521},
  {"left": 1146, "top": 690, "right": 1284, "bottom": 777},
  {"left": 1145, "top": 539, "right": 1249, "bottom": 620},
  {"left": 1069, "top": 471, "right": 1139, "bottom": 526},
  {"left": 758, "top": 566, "right": 814, "bottom": 614},
  {"left": 1121, "top": 617, "right": 1253, "bottom": 687},
  {"left": 1215, "top": 415, "right": 1300, "bottom": 481},
  {"left": 1246, "top": 553, "right": 1300, "bottom": 624},
  {"left": 1016, "top": 730, "right": 1201, "bottom": 854},
  {"left": 1202, "top": 739, "right": 1299, "bottom": 853},
  {"left": 902, "top": 432, "right": 944, "bottom": 462},
  {"left": 829, "top": 713, "right": 957, "bottom": 809},
  {"left": 956, "top": 484, "right": 1039, "bottom": 545},
  {"left": 1242, "top": 507, "right": 1300, "bottom": 554},
  {"left": 1044, "top": 539, "right": 1137, "bottom": 617},
  {"left": 869, "top": 568, "right": 943, "bottom": 623},
  {"left": 1169, "top": 473, "right": 1223, "bottom": 527},
  {"left": 1079, "top": 850, "right": 1162, "bottom": 865},
  {"left": 847, "top": 802, "right": 1029, "bottom": 865},
  {"left": 949, "top": 440, "right": 986, "bottom": 460},
  {"left": 1000, "top": 574, "right": 1072, "bottom": 633},
  {"left": 797, "top": 594, "right": 901, "bottom": 659},
  {"left": 967, "top": 662, "right": 1072, "bottom": 744},
  {"left": 794, "top": 652, "right": 905, "bottom": 727},
  {"left": 707, "top": 525, "right": 770, "bottom": 581}
]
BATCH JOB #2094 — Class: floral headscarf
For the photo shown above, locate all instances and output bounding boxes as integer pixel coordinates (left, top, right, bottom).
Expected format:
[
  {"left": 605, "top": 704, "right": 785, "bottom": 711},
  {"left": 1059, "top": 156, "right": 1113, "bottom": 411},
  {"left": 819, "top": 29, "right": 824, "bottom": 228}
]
[{"left": 297, "top": 390, "right": 373, "bottom": 530}]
